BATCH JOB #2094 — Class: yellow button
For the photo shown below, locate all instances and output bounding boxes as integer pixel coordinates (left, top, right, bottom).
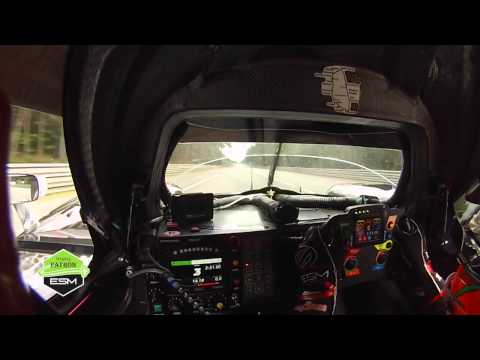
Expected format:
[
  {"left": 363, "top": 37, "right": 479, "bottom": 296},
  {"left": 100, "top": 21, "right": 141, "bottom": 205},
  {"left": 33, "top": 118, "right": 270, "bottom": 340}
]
[
  {"left": 216, "top": 302, "right": 224, "bottom": 310},
  {"left": 232, "top": 260, "right": 239, "bottom": 267},
  {"left": 374, "top": 240, "right": 393, "bottom": 252}
]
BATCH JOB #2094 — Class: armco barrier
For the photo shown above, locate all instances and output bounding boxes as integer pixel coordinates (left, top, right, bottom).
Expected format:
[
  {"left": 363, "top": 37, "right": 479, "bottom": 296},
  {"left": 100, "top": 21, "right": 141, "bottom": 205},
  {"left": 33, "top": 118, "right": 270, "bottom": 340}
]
[
  {"left": 5, "top": 163, "right": 206, "bottom": 195},
  {"left": 7, "top": 163, "right": 402, "bottom": 195}
]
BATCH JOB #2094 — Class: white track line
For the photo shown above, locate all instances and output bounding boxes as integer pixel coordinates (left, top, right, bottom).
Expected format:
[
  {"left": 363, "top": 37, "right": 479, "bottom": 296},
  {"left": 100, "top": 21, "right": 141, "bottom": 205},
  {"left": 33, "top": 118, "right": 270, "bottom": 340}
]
[
  {"left": 253, "top": 169, "right": 316, "bottom": 194},
  {"left": 182, "top": 173, "right": 221, "bottom": 192}
]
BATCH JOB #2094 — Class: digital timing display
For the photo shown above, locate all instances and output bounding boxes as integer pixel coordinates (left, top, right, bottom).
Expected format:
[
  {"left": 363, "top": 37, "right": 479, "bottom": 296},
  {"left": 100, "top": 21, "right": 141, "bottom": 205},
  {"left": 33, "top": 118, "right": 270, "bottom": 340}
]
[
  {"left": 170, "top": 258, "right": 223, "bottom": 288},
  {"left": 355, "top": 217, "right": 382, "bottom": 244}
]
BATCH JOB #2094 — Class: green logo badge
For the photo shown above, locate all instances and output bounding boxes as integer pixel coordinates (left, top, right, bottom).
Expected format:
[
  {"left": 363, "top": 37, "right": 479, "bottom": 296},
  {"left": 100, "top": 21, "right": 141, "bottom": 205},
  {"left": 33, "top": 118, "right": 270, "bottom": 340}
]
[{"left": 38, "top": 249, "right": 90, "bottom": 296}]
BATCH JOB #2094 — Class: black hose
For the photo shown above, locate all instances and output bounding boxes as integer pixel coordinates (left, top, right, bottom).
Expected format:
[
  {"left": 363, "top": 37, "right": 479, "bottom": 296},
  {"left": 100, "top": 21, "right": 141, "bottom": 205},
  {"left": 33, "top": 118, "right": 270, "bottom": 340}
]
[
  {"left": 250, "top": 195, "right": 299, "bottom": 224},
  {"left": 274, "top": 194, "right": 376, "bottom": 210}
]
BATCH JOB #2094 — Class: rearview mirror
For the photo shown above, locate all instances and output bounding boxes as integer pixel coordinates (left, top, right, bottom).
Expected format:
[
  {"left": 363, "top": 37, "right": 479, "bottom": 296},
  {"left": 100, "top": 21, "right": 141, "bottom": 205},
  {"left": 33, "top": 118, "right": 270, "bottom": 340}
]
[
  {"left": 466, "top": 181, "right": 480, "bottom": 205},
  {"left": 8, "top": 174, "right": 48, "bottom": 204}
]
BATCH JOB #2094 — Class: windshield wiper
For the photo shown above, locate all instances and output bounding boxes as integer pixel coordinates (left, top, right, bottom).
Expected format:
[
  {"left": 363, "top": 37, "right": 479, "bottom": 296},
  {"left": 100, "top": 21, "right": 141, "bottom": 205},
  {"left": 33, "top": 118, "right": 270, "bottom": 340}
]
[{"left": 267, "top": 143, "right": 283, "bottom": 188}]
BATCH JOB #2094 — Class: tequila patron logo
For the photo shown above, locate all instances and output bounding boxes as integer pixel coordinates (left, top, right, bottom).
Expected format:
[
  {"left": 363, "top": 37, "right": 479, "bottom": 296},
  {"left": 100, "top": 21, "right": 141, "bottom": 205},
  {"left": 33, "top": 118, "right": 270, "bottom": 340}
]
[{"left": 38, "top": 249, "right": 90, "bottom": 296}]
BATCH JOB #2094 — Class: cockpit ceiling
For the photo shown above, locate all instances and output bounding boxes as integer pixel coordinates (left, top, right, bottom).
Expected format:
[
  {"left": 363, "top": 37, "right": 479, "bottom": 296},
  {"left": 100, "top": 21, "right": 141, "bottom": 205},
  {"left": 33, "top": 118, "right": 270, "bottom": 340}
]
[{"left": 2, "top": 45, "right": 480, "bottom": 199}]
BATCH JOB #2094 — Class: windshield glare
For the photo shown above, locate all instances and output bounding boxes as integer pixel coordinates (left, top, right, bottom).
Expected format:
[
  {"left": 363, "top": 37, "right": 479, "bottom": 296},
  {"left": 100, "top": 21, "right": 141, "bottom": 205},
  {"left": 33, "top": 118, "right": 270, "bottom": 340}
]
[{"left": 166, "top": 142, "right": 403, "bottom": 197}]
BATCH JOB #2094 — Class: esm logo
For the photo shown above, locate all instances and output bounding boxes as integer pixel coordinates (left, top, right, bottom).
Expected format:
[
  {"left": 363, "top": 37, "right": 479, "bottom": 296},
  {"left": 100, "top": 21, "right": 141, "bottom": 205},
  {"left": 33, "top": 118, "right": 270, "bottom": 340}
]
[
  {"left": 39, "top": 249, "right": 90, "bottom": 297},
  {"left": 44, "top": 274, "right": 84, "bottom": 296}
]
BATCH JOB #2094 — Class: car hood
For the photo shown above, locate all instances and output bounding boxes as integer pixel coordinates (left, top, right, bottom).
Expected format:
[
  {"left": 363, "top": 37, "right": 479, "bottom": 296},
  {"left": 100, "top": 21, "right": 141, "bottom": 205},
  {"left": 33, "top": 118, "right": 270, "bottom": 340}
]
[{"left": 45, "top": 46, "right": 480, "bottom": 247}]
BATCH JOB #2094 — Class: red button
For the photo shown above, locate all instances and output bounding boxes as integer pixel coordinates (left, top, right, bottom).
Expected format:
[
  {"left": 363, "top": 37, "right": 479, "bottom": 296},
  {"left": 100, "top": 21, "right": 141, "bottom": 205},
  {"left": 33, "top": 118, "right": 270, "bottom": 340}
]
[
  {"left": 345, "top": 267, "right": 361, "bottom": 277},
  {"left": 323, "top": 281, "right": 334, "bottom": 291},
  {"left": 162, "top": 230, "right": 181, "bottom": 237},
  {"left": 167, "top": 222, "right": 179, "bottom": 230},
  {"left": 347, "top": 247, "right": 360, "bottom": 256}
]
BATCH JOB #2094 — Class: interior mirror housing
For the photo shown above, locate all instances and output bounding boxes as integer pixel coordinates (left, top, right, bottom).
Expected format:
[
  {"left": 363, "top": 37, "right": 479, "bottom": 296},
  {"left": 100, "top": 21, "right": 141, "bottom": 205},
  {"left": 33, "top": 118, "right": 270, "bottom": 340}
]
[
  {"left": 466, "top": 182, "right": 480, "bottom": 205},
  {"left": 8, "top": 174, "right": 48, "bottom": 204}
]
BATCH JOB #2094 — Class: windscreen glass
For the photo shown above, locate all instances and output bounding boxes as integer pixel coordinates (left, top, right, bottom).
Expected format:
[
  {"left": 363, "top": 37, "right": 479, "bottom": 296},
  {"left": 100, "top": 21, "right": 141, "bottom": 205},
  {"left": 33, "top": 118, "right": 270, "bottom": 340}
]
[{"left": 166, "top": 142, "right": 403, "bottom": 199}]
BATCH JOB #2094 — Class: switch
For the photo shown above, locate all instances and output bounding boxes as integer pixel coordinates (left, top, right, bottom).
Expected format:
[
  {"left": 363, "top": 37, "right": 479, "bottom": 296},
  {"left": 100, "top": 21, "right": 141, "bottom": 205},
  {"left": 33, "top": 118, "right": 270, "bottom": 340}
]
[
  {"left": 375, "top": 240, "right": 393, "bottom": 252},
  {"left": 376, "top": 252, "right": 387, "bottom": 265},
  {"left": 190, "top": 226, "right": 200, "bottom": 233}
]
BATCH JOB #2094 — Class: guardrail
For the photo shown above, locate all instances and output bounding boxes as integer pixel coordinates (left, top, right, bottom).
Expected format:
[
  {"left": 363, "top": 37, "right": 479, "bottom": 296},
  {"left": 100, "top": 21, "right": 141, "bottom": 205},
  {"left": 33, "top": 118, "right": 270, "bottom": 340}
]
[
  {"left": 7, "top": 163, "right": 403, "bottom": 196},
  {"left": 166, "top": 164, "right": 402, "bottom": 185},
  {"left": 278, "top": 167, "right": 401, "bottom": 184},
  {"left": 5, "top": 163, "right": 210, "bottom": 195},
  {"left": 5, "top": 163, "right": 212, "bottom": 195}
]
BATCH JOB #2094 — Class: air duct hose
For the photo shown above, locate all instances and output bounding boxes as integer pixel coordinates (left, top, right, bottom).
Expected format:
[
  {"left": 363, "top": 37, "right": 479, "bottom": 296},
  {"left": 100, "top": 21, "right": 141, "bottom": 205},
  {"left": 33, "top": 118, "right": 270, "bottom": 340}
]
[{"left": 274, "top": 194, "right": 378, "bottom": 210}]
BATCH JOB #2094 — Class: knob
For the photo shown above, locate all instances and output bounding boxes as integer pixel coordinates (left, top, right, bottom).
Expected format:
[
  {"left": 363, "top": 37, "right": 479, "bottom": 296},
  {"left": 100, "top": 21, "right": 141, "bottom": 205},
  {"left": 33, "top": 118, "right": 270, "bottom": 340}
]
[
  {"left": 323, "top": 280, "right": 335, "bottom": 291},
  {"left": 344, "top": 257, "right": 358, "bottom": 271},
  {"left": 376, "top": 252, "right": 387, "bottom": 265}
]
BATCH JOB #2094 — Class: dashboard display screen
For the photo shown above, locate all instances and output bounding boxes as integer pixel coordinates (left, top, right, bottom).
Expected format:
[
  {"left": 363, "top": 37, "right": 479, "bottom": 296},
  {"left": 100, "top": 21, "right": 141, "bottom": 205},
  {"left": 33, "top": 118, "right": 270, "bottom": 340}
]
[
  {"left": 170, "top": 258, "right": 223, "bottom": 289},
  {"left": 355, "top": 217, "right": 383, "bottom": 244}
]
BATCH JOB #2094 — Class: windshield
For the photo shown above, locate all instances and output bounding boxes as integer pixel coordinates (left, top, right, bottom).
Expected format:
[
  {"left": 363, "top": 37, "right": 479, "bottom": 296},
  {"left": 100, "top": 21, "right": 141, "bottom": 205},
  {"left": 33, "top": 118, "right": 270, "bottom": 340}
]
[{"left": 166, "top": 142, "right": 403, "bottom": 197}]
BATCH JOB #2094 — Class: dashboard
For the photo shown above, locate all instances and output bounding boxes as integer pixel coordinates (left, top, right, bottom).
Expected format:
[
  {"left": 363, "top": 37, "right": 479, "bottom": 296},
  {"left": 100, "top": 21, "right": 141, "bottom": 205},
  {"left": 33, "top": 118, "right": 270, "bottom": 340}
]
[{"left": 145, "top": 203, "right": 402, "bottom": 315}]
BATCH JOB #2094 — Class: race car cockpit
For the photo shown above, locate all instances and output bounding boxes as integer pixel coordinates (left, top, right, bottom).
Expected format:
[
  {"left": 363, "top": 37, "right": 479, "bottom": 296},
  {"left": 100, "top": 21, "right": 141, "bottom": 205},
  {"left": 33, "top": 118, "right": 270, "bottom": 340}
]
[
  {"left": 127, "top": 110, "right": 430, "bottom": 315},
  {"left": 3, "top": 45, "right": 480, "bottom": 315}
]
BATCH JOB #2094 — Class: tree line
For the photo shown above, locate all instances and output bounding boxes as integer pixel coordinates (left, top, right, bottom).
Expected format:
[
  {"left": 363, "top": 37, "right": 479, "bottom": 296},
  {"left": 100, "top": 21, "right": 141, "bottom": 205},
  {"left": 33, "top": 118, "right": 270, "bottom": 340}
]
[{"left": 8, "top": 106, "right": 67, "bottom": 163}]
